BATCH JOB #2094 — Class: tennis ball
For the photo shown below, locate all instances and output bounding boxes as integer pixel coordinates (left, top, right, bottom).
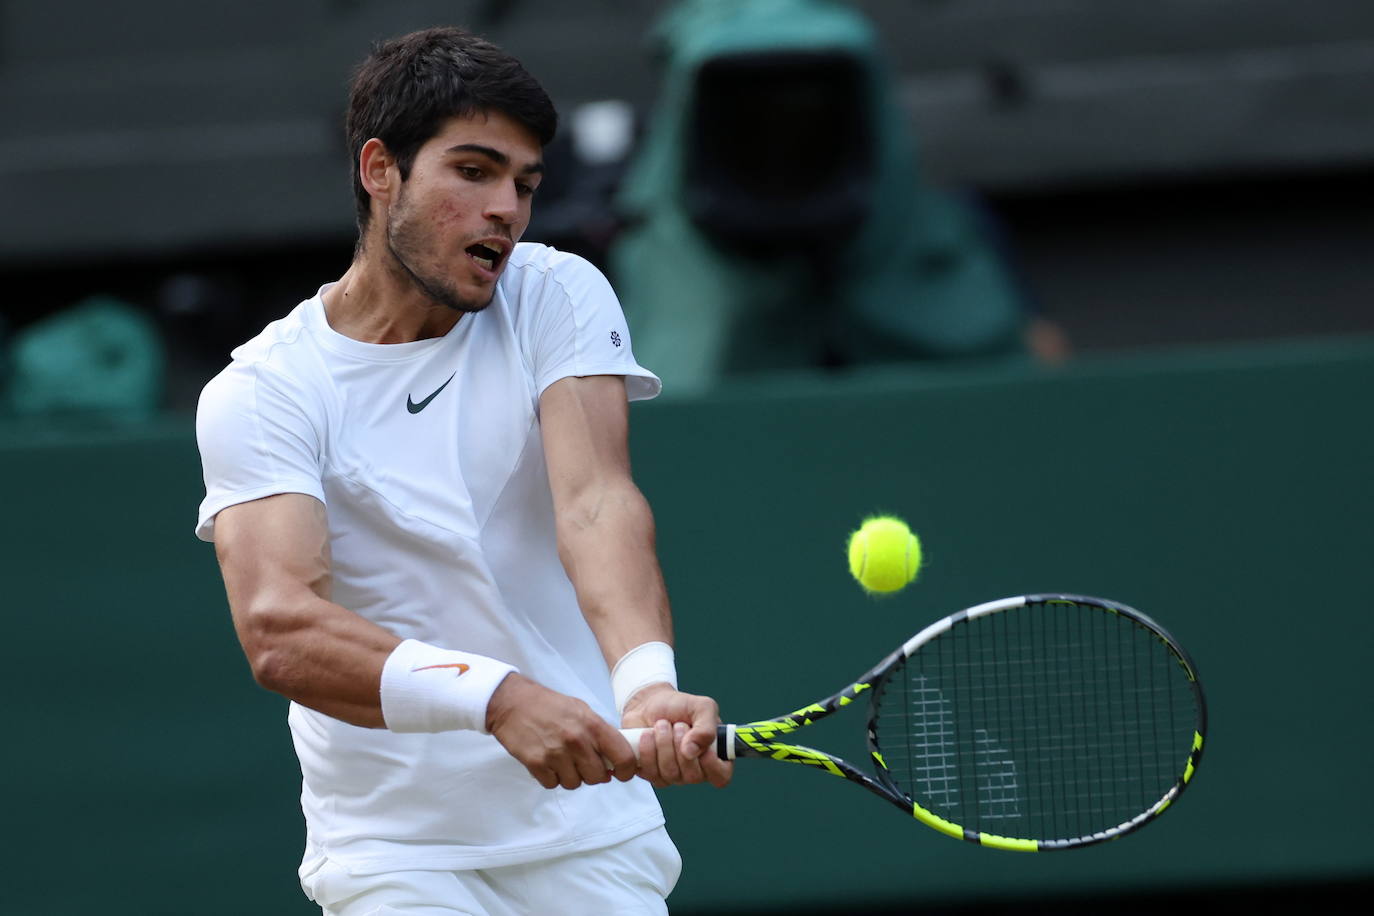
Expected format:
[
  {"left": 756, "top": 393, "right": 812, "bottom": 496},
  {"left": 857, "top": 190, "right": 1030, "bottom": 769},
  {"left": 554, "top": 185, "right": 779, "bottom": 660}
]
[{"left": 847, "top": 516, "right": 922, "bottom": 594}]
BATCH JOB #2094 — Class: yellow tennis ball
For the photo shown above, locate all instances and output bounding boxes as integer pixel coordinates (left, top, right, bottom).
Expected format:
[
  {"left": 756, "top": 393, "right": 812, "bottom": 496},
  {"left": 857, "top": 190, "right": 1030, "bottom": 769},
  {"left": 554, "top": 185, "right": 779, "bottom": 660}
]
[{"left": 847, "top": 516, "right": 922, "bottom": 594}]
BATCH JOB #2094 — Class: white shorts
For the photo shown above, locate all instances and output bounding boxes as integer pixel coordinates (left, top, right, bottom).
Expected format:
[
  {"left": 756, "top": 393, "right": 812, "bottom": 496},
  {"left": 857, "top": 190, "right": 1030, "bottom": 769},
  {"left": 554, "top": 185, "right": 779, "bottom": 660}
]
[{"left": 301, "top": 827, "right": 682, "bottom": 916}]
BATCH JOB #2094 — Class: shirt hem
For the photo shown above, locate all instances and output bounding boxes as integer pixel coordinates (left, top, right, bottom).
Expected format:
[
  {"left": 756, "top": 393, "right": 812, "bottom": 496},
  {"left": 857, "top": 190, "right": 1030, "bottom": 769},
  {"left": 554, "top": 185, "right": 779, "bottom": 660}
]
[
  {"left": 195, "top": 483, "right": 325, "bottom": 541},
  {"left": 535, "top": 365, "right": 662, "bottom": 402}
]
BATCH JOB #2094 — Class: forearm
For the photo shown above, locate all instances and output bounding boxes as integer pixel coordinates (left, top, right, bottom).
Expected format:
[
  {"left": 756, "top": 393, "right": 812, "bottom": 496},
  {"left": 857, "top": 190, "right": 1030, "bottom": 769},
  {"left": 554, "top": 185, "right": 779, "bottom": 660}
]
[
  {"left": 231, "top": 588, "right": 400, "bottom": 727},
  {"left": 215, "top": 495, "right": 513, "bottom": 738},
  {"left": 235, "top": 591, "right": 520, "bottom": 735},
  {"left": 213, "top": 495, "right": 400, "bottom": 727},
  {"left": 556, "top": 478, "right": 673, "bottom": 668},
  {"left": 233, "top": 576, "right": 631, "bottom": 789}
]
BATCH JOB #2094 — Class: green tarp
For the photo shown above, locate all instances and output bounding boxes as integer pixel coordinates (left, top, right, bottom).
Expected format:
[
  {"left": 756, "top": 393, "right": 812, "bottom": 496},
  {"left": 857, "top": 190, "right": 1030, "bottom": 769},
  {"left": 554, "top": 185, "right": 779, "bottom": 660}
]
[{"left": 610, "top": 0, "right": 1030, "bottom": 394}]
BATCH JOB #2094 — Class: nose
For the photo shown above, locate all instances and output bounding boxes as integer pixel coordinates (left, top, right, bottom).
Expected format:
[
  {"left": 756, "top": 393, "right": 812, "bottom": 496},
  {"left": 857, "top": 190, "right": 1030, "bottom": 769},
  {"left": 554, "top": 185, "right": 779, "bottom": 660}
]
[{"left": 484, "top": 181, "right": 521, "bottom": 226}]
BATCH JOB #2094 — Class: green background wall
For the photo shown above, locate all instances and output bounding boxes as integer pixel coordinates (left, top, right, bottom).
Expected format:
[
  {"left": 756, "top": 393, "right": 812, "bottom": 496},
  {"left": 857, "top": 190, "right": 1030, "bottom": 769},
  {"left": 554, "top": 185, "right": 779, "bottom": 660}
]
[{"left": 4, "top": 337, "right": 1371, "bottom": 914}]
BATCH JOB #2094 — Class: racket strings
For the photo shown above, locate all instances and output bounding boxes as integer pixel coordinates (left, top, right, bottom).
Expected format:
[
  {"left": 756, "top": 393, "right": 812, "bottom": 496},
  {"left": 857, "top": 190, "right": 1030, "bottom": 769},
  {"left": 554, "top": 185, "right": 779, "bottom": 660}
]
[{"left": 872, "top": 599, "right": 1199, "bottom": 843}]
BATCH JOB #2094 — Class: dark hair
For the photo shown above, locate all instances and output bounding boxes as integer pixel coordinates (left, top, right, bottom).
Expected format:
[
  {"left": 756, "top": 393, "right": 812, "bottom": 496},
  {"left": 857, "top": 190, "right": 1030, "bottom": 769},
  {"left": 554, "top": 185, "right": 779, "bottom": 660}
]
[{"left": 346, "top": 26, "right": 558, "bottom": 232}]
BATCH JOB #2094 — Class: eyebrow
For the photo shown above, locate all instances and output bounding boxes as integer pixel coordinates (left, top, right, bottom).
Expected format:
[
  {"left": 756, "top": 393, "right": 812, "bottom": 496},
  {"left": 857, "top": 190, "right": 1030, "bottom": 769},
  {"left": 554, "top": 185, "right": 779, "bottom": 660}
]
[{"left": 446, "top": 143, "right": 544, "bottom": 174}]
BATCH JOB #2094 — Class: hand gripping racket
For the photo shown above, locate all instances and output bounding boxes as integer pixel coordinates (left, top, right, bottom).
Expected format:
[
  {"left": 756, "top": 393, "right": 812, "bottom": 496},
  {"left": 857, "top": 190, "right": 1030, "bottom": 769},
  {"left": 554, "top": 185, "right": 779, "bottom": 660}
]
[{"left": 625, "top": 594, "right": 1206, "bottom": 851}]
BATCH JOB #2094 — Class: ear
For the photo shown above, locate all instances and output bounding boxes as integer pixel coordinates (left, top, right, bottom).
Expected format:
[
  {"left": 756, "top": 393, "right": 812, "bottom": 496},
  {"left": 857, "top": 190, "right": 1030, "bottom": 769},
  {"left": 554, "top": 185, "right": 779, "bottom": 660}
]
[{"left": 359, "top": 138, "right": 397, "bottom": 208}]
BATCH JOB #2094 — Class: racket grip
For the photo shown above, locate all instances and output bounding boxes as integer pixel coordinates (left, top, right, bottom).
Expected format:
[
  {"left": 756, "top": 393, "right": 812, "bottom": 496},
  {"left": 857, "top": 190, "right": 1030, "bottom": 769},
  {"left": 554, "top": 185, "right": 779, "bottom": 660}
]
[
  {"left": 600, "top": 727, "right": 650, "bottom": 768},
  {"left": 606, "top": 726, "right": 729, "bottom": 767},
  {"left": 619, "top": 727, "right": 650, "bottom": 761}
]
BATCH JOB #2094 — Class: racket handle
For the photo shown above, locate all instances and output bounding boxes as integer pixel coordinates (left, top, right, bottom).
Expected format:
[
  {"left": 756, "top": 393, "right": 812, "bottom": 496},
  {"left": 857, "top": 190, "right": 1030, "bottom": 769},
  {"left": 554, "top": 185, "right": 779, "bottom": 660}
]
[
  {"left": 598, "top": 727, "right": 650, "bottom": 768},
  {"left": 606, "top": 726, "right": 728, "bottom": 767},
  {"left": 618, "top": 727, "right": 650, "bottom": 762}
]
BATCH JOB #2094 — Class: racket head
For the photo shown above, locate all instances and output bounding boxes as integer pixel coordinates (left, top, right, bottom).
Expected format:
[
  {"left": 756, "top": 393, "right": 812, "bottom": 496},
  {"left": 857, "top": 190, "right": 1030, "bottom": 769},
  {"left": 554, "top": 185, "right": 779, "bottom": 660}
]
[{"left": 867, "top": 594, "right": 1206, "bottom": 851}]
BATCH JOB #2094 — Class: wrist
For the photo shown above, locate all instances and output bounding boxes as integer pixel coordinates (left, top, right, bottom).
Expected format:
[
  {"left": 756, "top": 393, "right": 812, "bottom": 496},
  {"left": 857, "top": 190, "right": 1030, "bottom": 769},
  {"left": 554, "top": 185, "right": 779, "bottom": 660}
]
[
  {"left": 482, "top": 670, "right": 535, "bottom": 733},
  {"left": 380, "top": 639, "right": 518, "bottom": 734},
  {"left": 611, "top": 641, "right": 677, "bottom": 718}
]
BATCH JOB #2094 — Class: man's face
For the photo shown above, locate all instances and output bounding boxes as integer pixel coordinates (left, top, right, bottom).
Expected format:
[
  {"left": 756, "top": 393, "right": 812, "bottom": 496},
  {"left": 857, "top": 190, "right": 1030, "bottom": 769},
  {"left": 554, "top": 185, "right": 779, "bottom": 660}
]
[{"left": 384, "top": 110, "right": 544, "bottom": 313}]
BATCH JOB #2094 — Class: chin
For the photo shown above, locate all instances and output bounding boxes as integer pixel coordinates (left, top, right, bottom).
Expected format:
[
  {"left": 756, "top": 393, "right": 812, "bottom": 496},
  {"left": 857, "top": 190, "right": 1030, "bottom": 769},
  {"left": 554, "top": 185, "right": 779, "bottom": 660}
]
[
  {"left": 412, "top": 273, "right": 493, "bottom": 314},
  {"left": 456, "top": 279, "right": 501, "bottom": 312},
  {"left": 448, "top": 295, "right": 494, "bottom": 314}
]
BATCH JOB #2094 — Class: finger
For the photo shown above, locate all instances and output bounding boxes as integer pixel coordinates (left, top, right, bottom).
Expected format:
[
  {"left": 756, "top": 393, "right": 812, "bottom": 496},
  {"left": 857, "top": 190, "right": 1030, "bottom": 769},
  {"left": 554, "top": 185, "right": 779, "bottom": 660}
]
[
  {"left": 557, "top": 718, "right": 619, "bottom": 787},
  {"left": 552, "top": 750, "right": 586, "bottom": 791},
  {"left": 593, "top": 723, "right": 638, "bottom": 783},
  {"left": 672, "top": 721, "right": 707, "bottom": 784},
  {"left": 576, "top": 741, "right": 615, "bottom": 786},
  {"left": 681, "top": 697, "right": 720, "bottom": 761},
  {"left": 610, "top": 751, "right": 638, "bottom": 783},
  {"left": 701, "top": 749, "right": 734, "bottom": 789},
  {"left": 634, "top": 727, "right": 664, "bottom": 787},
  {"left": 530, "top": 765, "right": 561, "bottom": 790},
  {"left": 576, "top": 752, "right": 612, "bottom": 786},
  {"left": 652, "top": 719, "right": 681, "bottom": 784}
]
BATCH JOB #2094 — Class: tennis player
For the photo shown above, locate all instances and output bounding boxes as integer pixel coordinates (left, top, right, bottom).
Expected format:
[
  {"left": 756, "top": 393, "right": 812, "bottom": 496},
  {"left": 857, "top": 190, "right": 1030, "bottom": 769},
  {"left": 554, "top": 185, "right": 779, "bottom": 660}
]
[{"left": 194, "top": 26, "right": 731, "bottom": 915}]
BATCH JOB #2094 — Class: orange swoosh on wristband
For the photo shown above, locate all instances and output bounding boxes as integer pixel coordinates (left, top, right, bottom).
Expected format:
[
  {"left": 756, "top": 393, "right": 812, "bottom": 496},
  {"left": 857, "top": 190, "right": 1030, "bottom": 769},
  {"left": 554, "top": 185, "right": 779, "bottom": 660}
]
[{"left": 412, "top": 663, "right": 470, "bottom": 675}]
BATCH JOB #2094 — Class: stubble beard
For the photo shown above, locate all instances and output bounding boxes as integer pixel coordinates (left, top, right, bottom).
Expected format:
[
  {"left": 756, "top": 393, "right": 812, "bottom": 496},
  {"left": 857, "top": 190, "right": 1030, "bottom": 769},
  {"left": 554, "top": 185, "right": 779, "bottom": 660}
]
[{"left": 384, "top": 201, "right": 494, "bottom": 315}]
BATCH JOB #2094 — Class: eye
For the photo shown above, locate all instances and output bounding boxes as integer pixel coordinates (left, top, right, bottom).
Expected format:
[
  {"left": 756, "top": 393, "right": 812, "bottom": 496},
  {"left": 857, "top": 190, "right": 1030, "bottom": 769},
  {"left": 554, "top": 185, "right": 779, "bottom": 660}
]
[
  {"left": 457, "top": 165, "right": 484, "bottom": 180},
  {"left": 516, "top": 181, "right": 538, "bottom": 198}
]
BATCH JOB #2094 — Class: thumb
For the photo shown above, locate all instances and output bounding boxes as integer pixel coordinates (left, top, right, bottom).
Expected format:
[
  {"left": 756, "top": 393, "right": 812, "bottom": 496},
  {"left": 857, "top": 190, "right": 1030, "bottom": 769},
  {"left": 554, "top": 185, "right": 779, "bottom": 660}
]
[{"left": 682, "top": 708, "right": 719, "bottom": 760}]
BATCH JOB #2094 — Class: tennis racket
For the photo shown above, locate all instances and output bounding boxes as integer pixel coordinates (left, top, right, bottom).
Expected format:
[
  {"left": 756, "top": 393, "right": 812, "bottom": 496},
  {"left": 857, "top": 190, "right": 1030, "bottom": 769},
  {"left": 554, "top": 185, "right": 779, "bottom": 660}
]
[{"left": 624, "top": 593, "right": 1205, "bottom": 851}]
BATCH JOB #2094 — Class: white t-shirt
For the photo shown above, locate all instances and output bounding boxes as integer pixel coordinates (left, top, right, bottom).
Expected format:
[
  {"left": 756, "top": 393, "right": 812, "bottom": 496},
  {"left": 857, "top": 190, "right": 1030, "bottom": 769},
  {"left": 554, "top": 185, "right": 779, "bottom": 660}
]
[{"left": 195, "top": 243, "right": 666, "bottom": 874}]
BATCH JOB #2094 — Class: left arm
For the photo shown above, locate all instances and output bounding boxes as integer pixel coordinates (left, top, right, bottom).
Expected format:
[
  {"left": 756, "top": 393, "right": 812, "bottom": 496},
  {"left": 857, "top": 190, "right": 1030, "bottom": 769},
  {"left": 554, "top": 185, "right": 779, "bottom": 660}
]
[{"left": 540, "top": 374, "right": 731, "bottom": 787}]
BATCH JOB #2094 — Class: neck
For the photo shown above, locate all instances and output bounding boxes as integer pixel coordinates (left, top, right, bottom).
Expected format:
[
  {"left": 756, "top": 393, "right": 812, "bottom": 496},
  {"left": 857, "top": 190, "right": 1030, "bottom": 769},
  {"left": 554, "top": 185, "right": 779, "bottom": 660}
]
[{"left": 321, "top": 235, "right": 463, "bottom": 344}]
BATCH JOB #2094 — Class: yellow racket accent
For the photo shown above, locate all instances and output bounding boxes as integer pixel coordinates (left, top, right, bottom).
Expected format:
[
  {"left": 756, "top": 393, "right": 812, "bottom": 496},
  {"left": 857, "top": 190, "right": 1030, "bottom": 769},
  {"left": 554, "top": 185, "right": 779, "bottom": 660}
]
[
  {"left": 911, "top": 801, "right": 965, "bottom": 841},
  {"left": 1183, "top": 732, "right": 1204, "bottom": 782},
  {"left": 978, "top": 833, "right": 1039, "bottom": 852},
  {"left": 913, "top": 803, "right": 1041, "bottom": 851},
  {"left": 838, "top": 683, "right": 871, "bottom": 707},
  {"left": 766, "top": 745, "right": 845, "bottom": 777}
]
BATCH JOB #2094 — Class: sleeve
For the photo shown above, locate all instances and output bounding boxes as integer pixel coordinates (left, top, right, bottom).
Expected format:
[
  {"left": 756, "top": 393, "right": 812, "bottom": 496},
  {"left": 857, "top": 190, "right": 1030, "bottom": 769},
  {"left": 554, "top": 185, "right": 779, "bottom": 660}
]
[
  {"left": 194, "top": 361, "right": 326, "bottom": 542},
  {"left": 524, "top": 253, "right": 662, "bottom": 402}
]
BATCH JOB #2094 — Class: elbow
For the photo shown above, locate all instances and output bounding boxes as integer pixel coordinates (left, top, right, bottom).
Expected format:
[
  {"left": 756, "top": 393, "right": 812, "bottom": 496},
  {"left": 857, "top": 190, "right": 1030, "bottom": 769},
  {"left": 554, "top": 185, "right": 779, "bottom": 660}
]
[
  {"left": 236, "top": 598, "right": 312, "bottom": 695},
  {"left": 246, "top": 643, "right": 294, "bottom": 694},
  {"left": 559, "top": 480, "right": 654, "bottom": 537}
]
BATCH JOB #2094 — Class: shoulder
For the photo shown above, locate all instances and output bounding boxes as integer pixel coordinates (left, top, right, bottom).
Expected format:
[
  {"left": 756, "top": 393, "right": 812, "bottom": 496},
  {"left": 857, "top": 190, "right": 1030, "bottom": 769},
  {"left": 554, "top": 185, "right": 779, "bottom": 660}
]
[
  {"left": 225, "top": 302, "right": 314, "bottom": 369},
  {"left": 498, "top": 243, "right": 616, "bottom": 307},
  {"left": 197, "top": 301, "right": 324, "bottom": 421},
  {"left": 503, "top": 241, "right": 597, "bottom": 278}
]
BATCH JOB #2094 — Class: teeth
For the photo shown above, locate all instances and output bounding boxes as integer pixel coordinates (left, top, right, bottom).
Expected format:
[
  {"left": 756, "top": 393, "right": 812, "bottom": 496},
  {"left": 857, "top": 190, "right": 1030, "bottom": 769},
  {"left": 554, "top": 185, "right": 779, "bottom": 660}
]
[{"left": 473, "top": 255, "right": 494, "bottom": 270}]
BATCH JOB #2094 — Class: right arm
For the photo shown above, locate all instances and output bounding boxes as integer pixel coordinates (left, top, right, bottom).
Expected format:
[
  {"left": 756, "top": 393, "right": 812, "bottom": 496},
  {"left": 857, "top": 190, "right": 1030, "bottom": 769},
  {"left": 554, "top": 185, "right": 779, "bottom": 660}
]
[
  {"left": 213, "top": 492, "right": 398, "bottom": 727},
  {"left": 212, "top": 491, "right": 637, "bottom": 787}
]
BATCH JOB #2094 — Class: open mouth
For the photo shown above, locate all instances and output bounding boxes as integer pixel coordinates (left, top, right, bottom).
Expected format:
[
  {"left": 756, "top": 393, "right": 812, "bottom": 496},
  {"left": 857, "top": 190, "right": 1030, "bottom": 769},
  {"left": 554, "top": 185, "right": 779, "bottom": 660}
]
[{"left": 465, "top": 243, "right": 504, "bottom": 273}]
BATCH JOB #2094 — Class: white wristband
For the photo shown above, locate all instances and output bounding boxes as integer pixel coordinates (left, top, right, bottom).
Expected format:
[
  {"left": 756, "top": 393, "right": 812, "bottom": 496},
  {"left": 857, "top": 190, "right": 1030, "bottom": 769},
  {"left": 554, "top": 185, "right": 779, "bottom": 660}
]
[
  {"left": 611, "top": 641, "right": 678, "bottom": 718},
  {"left": 380, "top": 639, "right": 517, "bottom": 734}
]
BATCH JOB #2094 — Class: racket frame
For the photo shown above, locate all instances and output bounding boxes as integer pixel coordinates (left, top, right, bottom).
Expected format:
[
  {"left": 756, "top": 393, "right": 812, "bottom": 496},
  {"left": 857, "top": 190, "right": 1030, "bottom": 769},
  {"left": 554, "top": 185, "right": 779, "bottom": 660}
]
[{"left": 714, "top": 593, "right": 1207, "bottom": 851}]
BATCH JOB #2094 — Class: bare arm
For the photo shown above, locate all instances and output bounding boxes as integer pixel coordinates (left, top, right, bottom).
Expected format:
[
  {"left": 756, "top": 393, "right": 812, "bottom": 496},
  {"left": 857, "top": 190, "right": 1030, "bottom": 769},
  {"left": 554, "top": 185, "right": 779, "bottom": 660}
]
[
  {"left": 540, "top": 375, "right": 731, "bottom": 787},
  {"left": 540, "top": 375, "right": 672, "bottom": 663},
  {"left": 214, "top": 490, "right": 637, "bottom": 788},
  {"left": 213, "top": 492, "right": 399, "bottom": 727}
]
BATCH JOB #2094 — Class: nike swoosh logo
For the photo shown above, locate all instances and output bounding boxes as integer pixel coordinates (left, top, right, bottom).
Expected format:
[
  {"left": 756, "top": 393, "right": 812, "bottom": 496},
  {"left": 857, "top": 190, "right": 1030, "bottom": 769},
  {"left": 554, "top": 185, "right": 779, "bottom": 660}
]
[
  {"left": 412, "top": 663, "right": 470, "bottom": 675},
  {"left": 406, "top": 372, "right": 457, "bottom": 414}
]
